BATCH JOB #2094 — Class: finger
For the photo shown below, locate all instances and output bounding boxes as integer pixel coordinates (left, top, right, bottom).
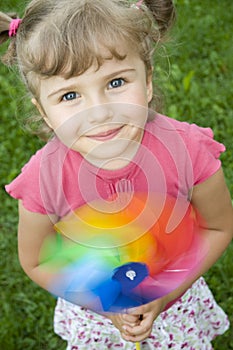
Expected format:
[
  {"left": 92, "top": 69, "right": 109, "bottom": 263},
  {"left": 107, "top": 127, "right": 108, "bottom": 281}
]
[
  {"left": 123, "top": 317, "right": 152, "bottom": 337},
  {"left": 121, "top": 329, "right": 152, "bottom": 343},
  {"left": 121, "top": 318, "right": 152, "bottom": 342},
  {"left": 122, "top": 314, "right": 141, "bottom": 323},
  {"left": 123, "top": 321, "right": 140, "bottom": 328},
  {"left": 127, "top": 305, "right": 147, "bottom": 315}
]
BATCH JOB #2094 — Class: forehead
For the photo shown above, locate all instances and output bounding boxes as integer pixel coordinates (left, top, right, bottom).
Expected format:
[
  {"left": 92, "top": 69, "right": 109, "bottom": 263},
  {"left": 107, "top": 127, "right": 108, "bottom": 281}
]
[
  {"left": 39, "top": 51, "right": 146, "bottom": 94},
  {"left": 65, "top": 45, "right": 144, "bottom": 74},
  {"left": 29, "top": 45, "right": 147, "bottom": 99}
]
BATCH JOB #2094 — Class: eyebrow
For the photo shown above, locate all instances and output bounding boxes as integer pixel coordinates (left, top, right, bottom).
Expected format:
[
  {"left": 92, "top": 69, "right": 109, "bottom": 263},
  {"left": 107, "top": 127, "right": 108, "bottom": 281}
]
[
  {"left": 47, "top": 68, "right": 136, "bottom": 99},
  {"left": 104, "top": 68, "right": 136, "bottom": 80},
  {"left": 47, "top": 84, "right": 79, "bottom": 99}
]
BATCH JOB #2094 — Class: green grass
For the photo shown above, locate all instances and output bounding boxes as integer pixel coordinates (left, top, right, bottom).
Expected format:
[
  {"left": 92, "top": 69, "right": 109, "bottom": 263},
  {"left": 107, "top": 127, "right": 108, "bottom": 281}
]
[{"left": 0, "top": 0, "right": 233, "bottom": 349}]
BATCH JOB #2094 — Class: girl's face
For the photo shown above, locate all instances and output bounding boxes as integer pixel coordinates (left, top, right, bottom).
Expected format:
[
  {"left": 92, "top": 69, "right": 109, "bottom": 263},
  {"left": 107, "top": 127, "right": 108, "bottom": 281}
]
[{"left": 35, "top": 51, "right": 153, "bottom": 169}]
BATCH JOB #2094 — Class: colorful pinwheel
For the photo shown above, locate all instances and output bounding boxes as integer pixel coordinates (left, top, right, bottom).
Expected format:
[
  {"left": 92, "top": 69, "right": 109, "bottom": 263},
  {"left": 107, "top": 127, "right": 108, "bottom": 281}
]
[{"left": 40, "top": 193, "right": 206, "bottom": 313}]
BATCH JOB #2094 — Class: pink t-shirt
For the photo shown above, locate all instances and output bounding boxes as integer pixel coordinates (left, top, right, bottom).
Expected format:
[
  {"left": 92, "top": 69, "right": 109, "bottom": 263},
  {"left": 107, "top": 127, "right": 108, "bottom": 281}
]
[{"left": 5, "top": 114, "right": 225, "bottom": 218}]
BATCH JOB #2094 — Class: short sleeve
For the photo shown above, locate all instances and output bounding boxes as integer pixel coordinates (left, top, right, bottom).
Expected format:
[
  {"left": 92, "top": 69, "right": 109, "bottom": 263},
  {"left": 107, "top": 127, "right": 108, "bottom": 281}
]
[
  {"left": 186, "top": 124, "right": 225, "bottom": 185},
  {"left": 5, "top": 149, "right": 48, "bottom": 214},
  {"left": 5, "top": 138, "right": 84, "bottom": 217}
]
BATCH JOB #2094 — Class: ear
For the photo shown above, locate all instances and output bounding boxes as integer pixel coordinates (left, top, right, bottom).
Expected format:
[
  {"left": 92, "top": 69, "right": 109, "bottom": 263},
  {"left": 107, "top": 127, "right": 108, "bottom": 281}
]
[
  {"left": 31, "top": 98, "right": 53, "bottom": 129},
  {"left": 146, "top": 69, "right": 153, "bottom": 103}
]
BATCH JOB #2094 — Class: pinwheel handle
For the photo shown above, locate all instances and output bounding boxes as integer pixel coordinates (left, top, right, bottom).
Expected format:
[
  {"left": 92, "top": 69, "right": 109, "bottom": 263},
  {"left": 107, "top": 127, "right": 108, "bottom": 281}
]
[{"left": 136, "top": 342, "right": 141, "bottom": 350}]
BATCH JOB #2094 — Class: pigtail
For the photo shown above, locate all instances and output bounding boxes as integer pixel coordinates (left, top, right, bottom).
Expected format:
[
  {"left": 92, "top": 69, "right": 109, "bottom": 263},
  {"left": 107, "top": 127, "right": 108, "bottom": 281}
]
[
  {"left": 143, "top": 0, "right": 176, "bottom": 36},
  {"left": 0, "top": 11, "right": 19, "bottom": 65},
  {"left": 0, "top": 12, "right": 14, "bottom": 44}
]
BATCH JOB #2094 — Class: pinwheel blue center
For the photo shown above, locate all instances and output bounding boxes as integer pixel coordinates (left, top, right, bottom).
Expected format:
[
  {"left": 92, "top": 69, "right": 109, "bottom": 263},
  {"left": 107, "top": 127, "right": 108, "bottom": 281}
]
[{"left": 112, "top": 262, "right": 149, "bottom": 292}]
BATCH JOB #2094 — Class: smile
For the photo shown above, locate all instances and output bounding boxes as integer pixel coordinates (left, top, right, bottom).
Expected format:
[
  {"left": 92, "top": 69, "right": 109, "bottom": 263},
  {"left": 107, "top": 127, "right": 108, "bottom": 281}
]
[{"left": 87, "top": 126, "right": 124, "bottom": 141}]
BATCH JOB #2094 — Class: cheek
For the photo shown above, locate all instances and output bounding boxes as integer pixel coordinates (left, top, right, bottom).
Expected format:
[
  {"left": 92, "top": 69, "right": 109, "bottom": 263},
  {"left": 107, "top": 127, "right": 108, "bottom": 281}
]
[
  {"left": 119, "top": 103, "right": 148, "bottom": 130},
  {"left": 47, "top": 108, "right": 94, "bottom": 148},
  {"left": 52, "top": 115, "right": 83, "bottom": 147},
  {"left": 42, "top": 105, "right": 75, "bottom": 130},
  {"left": 131, "top": 84, "right": 150, "bottom": 105}
]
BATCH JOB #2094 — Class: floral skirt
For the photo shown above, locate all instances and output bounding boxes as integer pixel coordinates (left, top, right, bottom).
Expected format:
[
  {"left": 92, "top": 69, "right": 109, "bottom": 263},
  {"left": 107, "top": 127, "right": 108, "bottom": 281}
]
[{"left": 54, "top": 277, "right": 229, "bottom": 350}]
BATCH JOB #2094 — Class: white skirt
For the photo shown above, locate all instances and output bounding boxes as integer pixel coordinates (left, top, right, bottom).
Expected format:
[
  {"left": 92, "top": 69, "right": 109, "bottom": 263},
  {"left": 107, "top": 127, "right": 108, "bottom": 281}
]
[{"left": 54, "top": 277, "right": 229, "bottom": 350}]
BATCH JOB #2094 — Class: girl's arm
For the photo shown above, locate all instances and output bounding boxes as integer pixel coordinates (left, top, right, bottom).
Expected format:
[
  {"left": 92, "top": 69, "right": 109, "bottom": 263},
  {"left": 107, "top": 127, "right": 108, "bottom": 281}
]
[
  {"left": 121, "top": 167, "right": 233, "bottom": 342},
  {"left": 17, "top": 200, "right": 59, "bottom": 290},
  {"left": 164, "top": 167, "right": 233, "bottom": 303}
]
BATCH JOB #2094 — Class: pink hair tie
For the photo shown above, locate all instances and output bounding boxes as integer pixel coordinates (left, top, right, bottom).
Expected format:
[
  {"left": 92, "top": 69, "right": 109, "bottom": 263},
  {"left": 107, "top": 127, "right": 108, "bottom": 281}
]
[
  {"left": 9, "top": 18, "right": 22, "bottom": 37},
  {"left": 136, "top": 0, "right": 144, "bottom": 7},
  {"left": 131, "top": 0, "right": 144, "bottom": 9}
]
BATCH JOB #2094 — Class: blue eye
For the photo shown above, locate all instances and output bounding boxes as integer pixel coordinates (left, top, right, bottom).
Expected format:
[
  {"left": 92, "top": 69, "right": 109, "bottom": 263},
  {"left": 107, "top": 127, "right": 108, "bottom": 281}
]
[
  {"left": 62, "top": 92, "right": 78, "bottom": 101},
  {"left": 109, "top": 78, "right": 125, "bottom": 89}
]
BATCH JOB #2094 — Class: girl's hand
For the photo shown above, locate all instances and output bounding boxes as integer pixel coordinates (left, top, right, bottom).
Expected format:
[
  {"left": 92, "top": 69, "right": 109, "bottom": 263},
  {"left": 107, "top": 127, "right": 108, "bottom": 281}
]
[
  {"left": 120, "top": 297, "right": 168, "bottom": 342},
  {"left": 107, "top": 313, "right": 141, "bottom": 336},
  {"left": 107, "top": 297, "right": 167, "bottom": 342}
]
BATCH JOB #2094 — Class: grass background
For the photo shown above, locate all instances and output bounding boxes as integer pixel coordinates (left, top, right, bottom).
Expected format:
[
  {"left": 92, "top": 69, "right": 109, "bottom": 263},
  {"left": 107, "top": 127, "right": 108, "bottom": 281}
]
[{"left": 0, "top": 0, "right": 232, "bottom": 349}]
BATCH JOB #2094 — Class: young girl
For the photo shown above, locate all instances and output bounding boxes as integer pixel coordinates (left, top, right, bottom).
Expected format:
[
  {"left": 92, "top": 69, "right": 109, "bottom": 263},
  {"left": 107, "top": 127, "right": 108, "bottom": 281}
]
[{"left": 1, "top": 0, "right": 233, "bottom": 349}]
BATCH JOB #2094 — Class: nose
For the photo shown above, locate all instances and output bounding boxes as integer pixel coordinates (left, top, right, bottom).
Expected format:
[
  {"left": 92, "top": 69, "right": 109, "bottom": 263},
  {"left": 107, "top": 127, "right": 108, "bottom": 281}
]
[
  {"left": 87, "top": 94, "right": 113, "bottom": 124},
  {"left": 87, "top": 103, "right": 113, "bottom": 124},
  {"left": 87, "top": 103, "right": 114, "bottom": 124}
]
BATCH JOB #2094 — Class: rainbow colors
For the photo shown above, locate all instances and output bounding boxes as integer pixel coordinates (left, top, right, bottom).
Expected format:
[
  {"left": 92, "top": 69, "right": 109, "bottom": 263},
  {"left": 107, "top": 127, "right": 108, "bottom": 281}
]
[{"left": 40, "top": 193, "right": 207, "bottom": 313}]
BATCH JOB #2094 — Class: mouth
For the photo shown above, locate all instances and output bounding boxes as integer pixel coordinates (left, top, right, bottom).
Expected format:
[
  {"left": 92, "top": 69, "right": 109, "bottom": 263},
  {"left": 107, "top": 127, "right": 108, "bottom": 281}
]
[{"left": 87, "top": 126, "right": 124, "bottom": 141}]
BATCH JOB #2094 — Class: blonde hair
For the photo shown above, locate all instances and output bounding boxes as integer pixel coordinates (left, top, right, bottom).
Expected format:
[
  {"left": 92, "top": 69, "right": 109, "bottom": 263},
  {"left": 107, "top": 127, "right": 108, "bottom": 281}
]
[{"left": 0, "top": 0, "right": 175, "bottom": 139}]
